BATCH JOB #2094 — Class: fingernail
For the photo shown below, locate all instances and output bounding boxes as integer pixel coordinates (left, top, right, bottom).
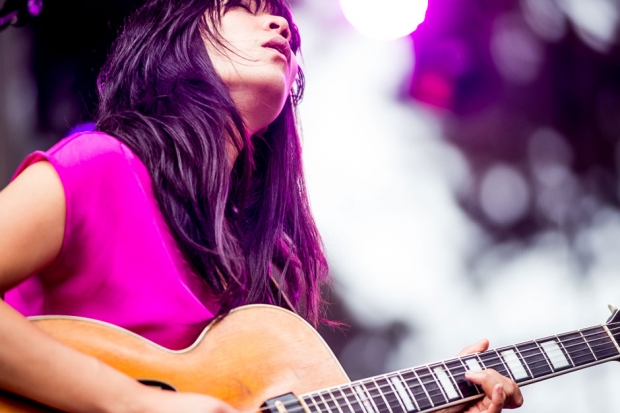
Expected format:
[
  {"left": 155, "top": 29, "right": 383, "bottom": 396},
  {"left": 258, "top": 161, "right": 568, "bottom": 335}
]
[{"left": 497, "top": 385, "right": 504, "bottom": 397}]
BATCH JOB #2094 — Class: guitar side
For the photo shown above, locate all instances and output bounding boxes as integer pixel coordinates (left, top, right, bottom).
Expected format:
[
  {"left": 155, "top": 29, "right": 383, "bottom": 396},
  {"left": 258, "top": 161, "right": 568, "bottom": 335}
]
[{"left": 0, "top": 305, "right": 350, "bottom": 413}]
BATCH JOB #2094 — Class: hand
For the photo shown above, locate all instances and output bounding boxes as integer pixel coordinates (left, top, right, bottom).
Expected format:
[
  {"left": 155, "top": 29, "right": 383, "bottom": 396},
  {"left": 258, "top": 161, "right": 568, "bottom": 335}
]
[
  {"left": 439, "top": 340, "right": 524, "bottom": 413},
  {"left": 134, "top": 387, "right": 239, "bottom": 413}
]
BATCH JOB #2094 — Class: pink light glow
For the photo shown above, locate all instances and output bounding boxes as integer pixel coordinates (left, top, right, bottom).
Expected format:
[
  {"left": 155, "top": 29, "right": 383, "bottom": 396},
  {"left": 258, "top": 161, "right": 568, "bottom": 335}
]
[{"left": 340, "top": 0, "right": 429, "bottom": 40}]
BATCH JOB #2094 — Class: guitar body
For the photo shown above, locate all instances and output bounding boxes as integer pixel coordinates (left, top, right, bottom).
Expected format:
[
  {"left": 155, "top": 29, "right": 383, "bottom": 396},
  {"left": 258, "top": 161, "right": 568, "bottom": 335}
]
[{"left": 0, "top": 305, "right": 349, "bottom": 413}]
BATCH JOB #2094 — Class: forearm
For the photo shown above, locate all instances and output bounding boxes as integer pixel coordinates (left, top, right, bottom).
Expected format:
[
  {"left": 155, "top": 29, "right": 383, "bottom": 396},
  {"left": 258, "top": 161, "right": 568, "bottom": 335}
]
[{"left": 0, "top": 300, "right": 151, "bottom": 413}]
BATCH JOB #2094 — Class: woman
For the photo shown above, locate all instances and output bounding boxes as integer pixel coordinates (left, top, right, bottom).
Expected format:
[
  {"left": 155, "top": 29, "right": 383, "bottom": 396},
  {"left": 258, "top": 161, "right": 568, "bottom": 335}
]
[{"left": 0, "top": 0, "right": 523, "bottom": 412}]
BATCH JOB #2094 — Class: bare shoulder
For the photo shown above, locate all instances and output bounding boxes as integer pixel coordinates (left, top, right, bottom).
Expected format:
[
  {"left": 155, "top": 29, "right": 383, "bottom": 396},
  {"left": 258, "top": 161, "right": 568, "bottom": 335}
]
[{"left": 0, "top": 161, "right": 66, "bottom": 292}]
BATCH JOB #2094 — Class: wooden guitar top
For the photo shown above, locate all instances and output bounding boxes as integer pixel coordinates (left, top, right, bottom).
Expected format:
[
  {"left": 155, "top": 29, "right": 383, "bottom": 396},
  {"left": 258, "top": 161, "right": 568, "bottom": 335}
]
[{"left": 0, "top": 305, "right": 349, "bottom": 412}]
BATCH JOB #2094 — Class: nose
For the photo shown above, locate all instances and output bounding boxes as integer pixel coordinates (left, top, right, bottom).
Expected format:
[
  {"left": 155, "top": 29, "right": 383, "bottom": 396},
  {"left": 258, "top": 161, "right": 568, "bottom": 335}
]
[{"left": 264, "top": 15, "right": 291, "bottom": 41}]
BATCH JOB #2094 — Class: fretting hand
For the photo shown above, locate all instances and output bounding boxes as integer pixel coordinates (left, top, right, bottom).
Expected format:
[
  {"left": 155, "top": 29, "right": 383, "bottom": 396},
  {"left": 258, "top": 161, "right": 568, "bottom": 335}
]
[{"left": 440, "top": 340, "right": 524, "bottom": 413}]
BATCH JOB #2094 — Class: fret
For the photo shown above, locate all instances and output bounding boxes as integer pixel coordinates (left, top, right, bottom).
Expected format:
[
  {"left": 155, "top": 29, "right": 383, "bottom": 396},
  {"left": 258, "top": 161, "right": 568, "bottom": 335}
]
[
  {"left": 498, "top": 347, "right": 529, "bottom": 382},
  {"left": 303, "top": 396, "right": 321, "bottom": 413},
  {"left": 462, "top": 355, "right": 483, "bottom": 372},
  {"left": 298, "top": 320, "right": 620, "bottom": 413},
  {"left": 586, "top": 326, "right": 620, "bottom": 360},
  {"left": 515, "top": 342, "right": 553, "bottom": 378},
  {"left": 554, "top": 335, "right": 575, "bottom": 367},
  {"left": 350, "top": 384, "right": 371, "bottom": 413},
  {"left": 495, "top": 349, "right": 515, "bottom": 379},
  {"left": 557, "top": 332, "right": 596, "bottom": 366},
  {"left": 309, "top": 394, "right": 330, "bottom": 413},
  {"left": 430, "top": 363, "right": 460, "bottom": 400},
  {"left": 479, "top": 351, "right": 511, "bottom": 379},
  {"left": 579, "top": 331, "right": 598, "bottom": 360},
  {"left": 446, "top": 358, "right": 480, "bottom": 398},
  {"left": 319, "top": 392, "right": 339, "bottom": 413},
  {"left": 330, "top": 390, "right": 347, "bottom": 413},
  {"left": 354, "top": 383, "right": 379, "bottom": 413},
  {"left": 341, "top": 386, "right": 365, "bottom": 413},
  {"left": 365, "top": 379, "right": 391, "bottom": 413},
  {"left": 400, "top": 370, "right": 432, "bottom": 410},
  {"left": 414, "top": 366, "right": 448, "bottom": 406},
  {"left": 513, "top": 346, "right": 533, "bottom": 378},
  {"left": 397, "top": 372, "right": 422, "bottom": 411},
  {"left": 377, "top": 376, "right": 407, "bottom": 413},
  {"left": 609, "top": 322, "right": 620, "bottom": 346},
  {"left": 539, "top": 339, "right": 570, "bottom": 370},
  {"left": 391, "top": 374, "right": 418, "bottom": 412}
]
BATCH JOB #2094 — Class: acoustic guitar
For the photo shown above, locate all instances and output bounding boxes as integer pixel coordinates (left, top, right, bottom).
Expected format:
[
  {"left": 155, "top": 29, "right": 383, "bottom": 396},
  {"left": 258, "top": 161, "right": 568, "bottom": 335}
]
[{"left": 1, "top": 304, "right": 619, "bottom": 413}]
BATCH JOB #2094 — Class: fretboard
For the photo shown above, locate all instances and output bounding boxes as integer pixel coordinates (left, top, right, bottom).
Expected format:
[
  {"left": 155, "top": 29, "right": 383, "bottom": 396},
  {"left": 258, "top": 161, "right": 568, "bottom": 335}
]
[{"left": 301, "top": 323, "right": 620, "bottom": 413}]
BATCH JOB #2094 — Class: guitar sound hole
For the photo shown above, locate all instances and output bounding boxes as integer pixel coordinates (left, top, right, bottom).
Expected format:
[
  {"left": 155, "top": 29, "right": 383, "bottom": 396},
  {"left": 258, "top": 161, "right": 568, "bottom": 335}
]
[{"left": 137, "top": 379, "right": 178, "bottom": 391}]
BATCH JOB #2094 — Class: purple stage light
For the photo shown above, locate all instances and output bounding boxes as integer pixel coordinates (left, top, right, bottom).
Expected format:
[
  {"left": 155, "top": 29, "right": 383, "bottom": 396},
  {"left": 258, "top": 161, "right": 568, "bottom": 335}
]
[{"left": 340, "top": 0, "right": 429, "bottom": 40}]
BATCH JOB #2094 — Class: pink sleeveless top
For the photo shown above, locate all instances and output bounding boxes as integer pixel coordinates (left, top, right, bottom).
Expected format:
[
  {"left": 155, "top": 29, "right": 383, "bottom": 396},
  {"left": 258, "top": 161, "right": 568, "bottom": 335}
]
[{"left": 5, "top": 132, "right": 220, "bottom": 350}]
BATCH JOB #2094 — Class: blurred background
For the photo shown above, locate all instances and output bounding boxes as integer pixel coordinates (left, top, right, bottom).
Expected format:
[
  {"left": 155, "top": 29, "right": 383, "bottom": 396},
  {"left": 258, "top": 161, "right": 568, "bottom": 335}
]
[{"left": 2, "top": 0, "right": 620, "bottom": 411}]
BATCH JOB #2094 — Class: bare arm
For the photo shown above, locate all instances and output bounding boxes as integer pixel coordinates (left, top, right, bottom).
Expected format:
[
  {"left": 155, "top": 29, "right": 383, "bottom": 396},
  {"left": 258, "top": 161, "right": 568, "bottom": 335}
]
[{"left": 0, "top": 162, "right": 236, "bottom": 413}]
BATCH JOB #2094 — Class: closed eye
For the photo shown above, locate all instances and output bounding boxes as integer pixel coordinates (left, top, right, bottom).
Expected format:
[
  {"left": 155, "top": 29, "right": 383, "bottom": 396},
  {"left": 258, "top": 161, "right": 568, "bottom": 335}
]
[
  {"left": 224, "top": 1, "right": 255, "bottom": 14},
  {"left": 237, "top": 4, "right": 253, "bottom": 12}
]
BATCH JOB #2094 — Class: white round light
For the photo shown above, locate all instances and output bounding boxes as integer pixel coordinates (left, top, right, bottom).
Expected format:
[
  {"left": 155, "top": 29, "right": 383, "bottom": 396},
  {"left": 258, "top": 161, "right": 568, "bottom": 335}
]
[
  {"left": 480, "top": 164, "right": 531, "bottom": 227},
  {"left": 340, "top": 0, "right": 429, "bottom": 41}
]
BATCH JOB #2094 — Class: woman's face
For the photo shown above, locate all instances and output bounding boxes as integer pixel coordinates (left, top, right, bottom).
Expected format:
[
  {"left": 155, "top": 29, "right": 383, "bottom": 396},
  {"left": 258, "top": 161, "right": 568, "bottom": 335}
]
[{"left": 205, "top": 0, "right": 299, "bottom": 136}]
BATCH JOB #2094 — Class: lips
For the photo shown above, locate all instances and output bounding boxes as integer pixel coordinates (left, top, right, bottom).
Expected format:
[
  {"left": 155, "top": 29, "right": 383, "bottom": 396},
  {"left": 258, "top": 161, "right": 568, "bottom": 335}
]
[{"left": 263, "top": 38, "right": 292, "bottom": 63}]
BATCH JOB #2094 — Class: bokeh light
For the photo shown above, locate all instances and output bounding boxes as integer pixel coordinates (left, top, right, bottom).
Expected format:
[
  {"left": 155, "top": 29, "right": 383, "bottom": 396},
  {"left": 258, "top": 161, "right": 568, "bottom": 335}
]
[
  {"left": 479, "top": 164, "right": 531, "bottom": 226},
  {"left": 490, "top": 13, "right": 544, "bottom": 84},
  {"left": 561, "top": 0, "right": 619, "bottom": 53},
  {"left": 339, "top": 0, "right": 428, "bottom": 40}
]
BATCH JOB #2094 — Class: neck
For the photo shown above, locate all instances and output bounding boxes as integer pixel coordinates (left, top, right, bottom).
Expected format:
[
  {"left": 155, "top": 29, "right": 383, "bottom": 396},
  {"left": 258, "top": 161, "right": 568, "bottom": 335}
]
[{"left": 299, "top": 322, "right": 620, "bottom": 413}]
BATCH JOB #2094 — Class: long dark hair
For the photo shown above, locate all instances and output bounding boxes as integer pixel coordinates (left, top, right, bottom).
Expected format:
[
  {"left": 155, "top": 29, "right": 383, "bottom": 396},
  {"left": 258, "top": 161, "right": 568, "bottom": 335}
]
[{"left": 95, "top": 0, "right": 329, "bottom": 325}]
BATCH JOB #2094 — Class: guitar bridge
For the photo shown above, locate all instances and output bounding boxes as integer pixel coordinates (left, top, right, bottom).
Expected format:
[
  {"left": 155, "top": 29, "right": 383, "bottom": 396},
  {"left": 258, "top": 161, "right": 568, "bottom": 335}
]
[{"left": 262, "top": 393, "right": 307, "bottom": 413}]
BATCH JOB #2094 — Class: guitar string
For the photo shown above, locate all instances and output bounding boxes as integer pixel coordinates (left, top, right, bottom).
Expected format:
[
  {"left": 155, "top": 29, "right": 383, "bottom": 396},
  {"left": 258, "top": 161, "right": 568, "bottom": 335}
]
[
  {"left": 248, "top": 324, "right": 620, "bottom": 413},
  {"left": 305, "top": 329, "right": 620, "bottom": 408},
  {"left": 252, "top": 328, "right": 620, "bottom": 413},
  {"left": 308, "top": 324, "right": 620, "bottom": 400},
  {"left": 245, "top": 323, "right": 620, "bottom": 413}
]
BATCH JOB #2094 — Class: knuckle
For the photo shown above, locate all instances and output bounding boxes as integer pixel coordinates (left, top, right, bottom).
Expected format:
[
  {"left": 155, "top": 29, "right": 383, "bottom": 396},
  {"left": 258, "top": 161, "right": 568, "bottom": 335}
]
[{"left": 483, "top": 368, "right": 497, "bottom": 378}]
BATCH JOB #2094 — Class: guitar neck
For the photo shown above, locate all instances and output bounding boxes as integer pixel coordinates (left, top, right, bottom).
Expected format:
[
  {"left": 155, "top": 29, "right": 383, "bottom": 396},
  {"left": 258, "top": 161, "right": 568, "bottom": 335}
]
[{"left": 300, "top": 322, "right": 620, "bottom": 413}]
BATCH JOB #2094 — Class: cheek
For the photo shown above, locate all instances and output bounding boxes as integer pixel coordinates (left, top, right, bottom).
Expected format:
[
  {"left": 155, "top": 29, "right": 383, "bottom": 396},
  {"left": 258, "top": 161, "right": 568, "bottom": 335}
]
[
  {"left": 203, "top": 41, "right": 238, "bottom": 85},
  {"left": 288, "top": 56, "right": 299, "bottom": 89},
  {"left": 212, "top": 58, "right": 235, "bottom": 84}
]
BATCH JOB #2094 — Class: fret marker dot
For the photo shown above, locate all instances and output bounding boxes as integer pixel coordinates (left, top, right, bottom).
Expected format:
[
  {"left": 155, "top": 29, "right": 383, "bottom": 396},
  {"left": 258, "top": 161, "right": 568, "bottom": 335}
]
[
  {"left": 500, "top": 350, "right": 529, "bottom": 380},
  {"left": 540, "top": 341, "right": 570, "bottom": 369},
  {"left": 465, "top": 358, "right": 483, "bottom": 372},
  {"left": 355, "top": 385, "right": 376, "bottom": 413},
  {"left": 390, "top": 377, "right": 416, "bottom": 412},
  {"left": 433, "top": 366, "right": 460, "bottom": 400}
]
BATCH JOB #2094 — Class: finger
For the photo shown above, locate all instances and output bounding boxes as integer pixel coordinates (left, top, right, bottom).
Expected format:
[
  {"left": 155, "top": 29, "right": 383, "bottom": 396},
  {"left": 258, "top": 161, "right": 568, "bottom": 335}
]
[
  {"left": 213, "top": 399, "right": 239, "bottom": 413},
  {"left": 465, "top": 370, "right": 524, "bottom": 409},
  {"left": 198, "top": 395, "right": 238, "bottom": 413},
  {"left": 486, "top": 384, "right": 506, "bottom": 413},
  {"left": 503, "top": 384, "right": 524, "bottom": 409},
  {"left": 457, "top": 338, "right": 489, "bottom": 356},
  {"left": 434, "top": 406, "right": 462, "bottom": 413},
  {"left": 465, "top": 370, "right": 498, "bottom": 394}
]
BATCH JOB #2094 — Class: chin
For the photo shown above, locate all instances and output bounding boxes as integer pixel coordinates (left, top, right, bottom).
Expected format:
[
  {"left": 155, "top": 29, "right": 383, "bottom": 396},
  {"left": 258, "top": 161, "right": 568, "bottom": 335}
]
[{"left": 227, "top": 71, "right": 294, "bottom": 135}]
